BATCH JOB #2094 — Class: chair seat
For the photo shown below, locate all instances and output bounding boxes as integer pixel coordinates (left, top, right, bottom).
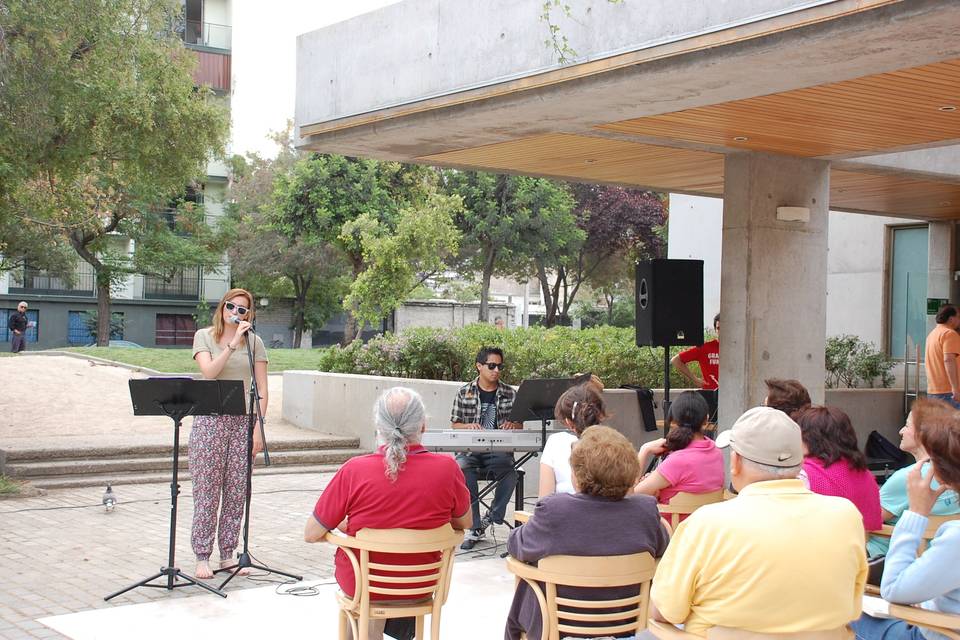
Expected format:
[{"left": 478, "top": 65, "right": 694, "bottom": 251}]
[{"left": 335, "top": 591, "right": 434, "bottom": 617}]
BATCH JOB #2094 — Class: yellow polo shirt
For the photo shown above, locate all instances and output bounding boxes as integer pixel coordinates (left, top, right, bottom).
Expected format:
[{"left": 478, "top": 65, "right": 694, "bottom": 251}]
[{"left": 651, "top": 479, "right": 867, "bottom": 637}]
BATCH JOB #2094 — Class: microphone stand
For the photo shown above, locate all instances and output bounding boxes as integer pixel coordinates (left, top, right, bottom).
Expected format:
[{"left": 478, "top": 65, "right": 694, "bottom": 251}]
[{"left": 217, "top": 320, "right": 302, "bottom": 589}]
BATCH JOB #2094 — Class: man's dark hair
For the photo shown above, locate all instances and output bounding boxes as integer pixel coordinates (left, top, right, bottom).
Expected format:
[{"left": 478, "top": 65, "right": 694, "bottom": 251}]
[
  {"left": 713, "top": 313, "right": 720, "bottom": 326},
  {"left": 936, "top": 305, "right": 958, "bottom": 325},
  {"left": 764, "top": 378, "right": 811, "bottom": 417},
  {"left": 476, "top": 346, "right": 504, "bottom": 364}
]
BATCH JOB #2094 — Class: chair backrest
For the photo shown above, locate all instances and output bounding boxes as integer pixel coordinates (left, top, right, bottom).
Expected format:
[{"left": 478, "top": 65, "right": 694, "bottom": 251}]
[
  {"left": 919, "top": 514, "right": 960, "bottom": 553},
  {"left": 326, "top": 525, "right": 463, "bottom": 611},
  {"left": 658, "top": 490, "right": 725, "bottom": 528},
  {"left": 508, "top": 552, "right": 657, "bottom": 640}
]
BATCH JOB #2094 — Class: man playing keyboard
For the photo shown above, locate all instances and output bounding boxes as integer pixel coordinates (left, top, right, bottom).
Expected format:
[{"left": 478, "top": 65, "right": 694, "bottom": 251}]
[{"left": 452, "top": 346, "right": 522, "bottom": 550}]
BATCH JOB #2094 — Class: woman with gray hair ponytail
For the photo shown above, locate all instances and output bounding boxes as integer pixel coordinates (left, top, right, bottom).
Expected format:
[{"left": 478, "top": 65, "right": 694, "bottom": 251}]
[{"left": 375, "top": 387, "right": 428, "bottom": 481}]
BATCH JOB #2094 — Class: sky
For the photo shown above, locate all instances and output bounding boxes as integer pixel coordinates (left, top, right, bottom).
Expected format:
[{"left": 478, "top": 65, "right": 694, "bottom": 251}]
[{"left": 230, "top": 0, "right": 400, "bottom": 159}]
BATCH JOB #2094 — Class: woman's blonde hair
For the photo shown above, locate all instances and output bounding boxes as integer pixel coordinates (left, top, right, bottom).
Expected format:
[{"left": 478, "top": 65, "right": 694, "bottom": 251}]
[
  {"left": 211, "top": 288, "right": 255, "bottom": 342},
  {"left": 570, "top": 426, "right": 640, "bottom": 499}
]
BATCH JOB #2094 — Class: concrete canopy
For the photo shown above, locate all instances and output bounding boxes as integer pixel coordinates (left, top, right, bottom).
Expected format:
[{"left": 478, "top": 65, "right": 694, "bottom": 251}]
[{"left": 295, "top": 0, "right": 960, "bottom": 221}]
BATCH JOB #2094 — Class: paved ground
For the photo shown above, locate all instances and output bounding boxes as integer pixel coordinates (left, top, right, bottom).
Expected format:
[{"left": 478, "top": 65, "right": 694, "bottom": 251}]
[
  {"left": 0, "top": 355, "right": 304, "bottom": 452},
  {"left": 0, "top": 354, "right": 512, "bottom": 640}
]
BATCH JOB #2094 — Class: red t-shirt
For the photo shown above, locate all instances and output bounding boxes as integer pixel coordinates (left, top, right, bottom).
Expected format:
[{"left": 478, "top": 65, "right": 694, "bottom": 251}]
[
  {"left": 678, "top": 339, "right": 720, "bottom": 390},
  {"left": 312, "top": 444, "right": 470, "bottom": 598}
]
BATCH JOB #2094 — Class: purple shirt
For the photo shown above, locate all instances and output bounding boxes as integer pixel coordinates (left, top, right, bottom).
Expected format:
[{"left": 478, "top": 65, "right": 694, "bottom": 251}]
[{"left": 803, "top": 456, "right": 882, "bottom": 530}]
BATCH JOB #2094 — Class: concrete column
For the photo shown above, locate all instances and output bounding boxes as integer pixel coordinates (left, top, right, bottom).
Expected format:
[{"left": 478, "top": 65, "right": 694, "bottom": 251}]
[
  {"left": 719, "top": 152, "right": 831, "bottom": 427},
  {"left": 928, "top": 222, "right": 957, "bottom": 328}
]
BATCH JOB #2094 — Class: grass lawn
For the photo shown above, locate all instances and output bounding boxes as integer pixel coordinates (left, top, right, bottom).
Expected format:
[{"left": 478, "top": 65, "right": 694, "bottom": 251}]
[{"left": 59, "top": 347, "right": 328, "bottom": 373}]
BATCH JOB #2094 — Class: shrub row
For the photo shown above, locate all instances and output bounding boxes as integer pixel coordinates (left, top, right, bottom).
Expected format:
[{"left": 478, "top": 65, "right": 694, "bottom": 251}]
[{"left": 316, "top": 324, "right": 689, "bottom": 388}]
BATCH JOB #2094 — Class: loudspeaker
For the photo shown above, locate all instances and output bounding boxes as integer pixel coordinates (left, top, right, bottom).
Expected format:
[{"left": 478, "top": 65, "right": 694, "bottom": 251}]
[{"left": 635, "top": 259, "right": 704, "bottom": 347}]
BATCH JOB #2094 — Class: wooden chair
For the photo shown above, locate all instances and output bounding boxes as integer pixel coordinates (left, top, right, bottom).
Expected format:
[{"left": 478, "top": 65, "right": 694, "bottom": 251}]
[
  {"left": 658, "top": 490, "right": 725, "bottom": 529},
  {"left": 885, "top": 602, "right": 960, "bottom": 640},
  {"left": 323, "top": 525, "right": 464, "bottom": 640},
  {"left": 514, "top": 509, "right": 533, "bottom": 525},
  {"left": 506, "top": 552, "right": 656, "bottom": 640},
  {"left": 648, "top": 620, "right": 853, "bottom": 639}
]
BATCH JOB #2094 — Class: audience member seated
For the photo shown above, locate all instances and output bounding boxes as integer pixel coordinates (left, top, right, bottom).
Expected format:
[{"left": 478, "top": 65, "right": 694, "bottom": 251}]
[
  {"left": 763, "top": 377, "right": 812, "bottom": 416},
  {"left": 634, "top": 391, "right": 724, "bottom": 510},
  {"left": 505, "top": 426, "right": 670, "bottom": 640},
  {"left": 651, "top": 406, "right": 867, "bottom": 637},
  {"left": 304, "top": 387, "right": 472, "bottom": 640},
  {"left": 795, "top": 405, "right": 883, "bottom": 531},
  {"left": 867, "top": 406, "right": 960, "bottom": 557},
  {"left": 538, "top": 383, "right": 607, "bottom": 497},
  {"left": 853, "top": 398, "right": 960, "bottom": 639}
]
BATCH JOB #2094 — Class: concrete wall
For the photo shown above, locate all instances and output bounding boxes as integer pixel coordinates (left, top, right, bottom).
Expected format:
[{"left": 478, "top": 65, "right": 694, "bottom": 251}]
[
  {"left": 296, "top": 0, "right": 827, "bottom": 126},
  {"left": 395, "top": 300, "right": 516, "bottom": 331},
  {"left": 283, "top": 371, "right": 905, "bottom": 450},
  {"left": 668, "top": 194, "right": 918, "bottom": 350}
]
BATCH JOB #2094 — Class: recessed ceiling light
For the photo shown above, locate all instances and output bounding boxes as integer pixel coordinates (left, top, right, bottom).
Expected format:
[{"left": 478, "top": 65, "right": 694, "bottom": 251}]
[
  {"left": 733, "top": 136, "right": 748, "bottom": 142},
  {"left": 939, "top": 105, "right": 957, "bottom": 112}
]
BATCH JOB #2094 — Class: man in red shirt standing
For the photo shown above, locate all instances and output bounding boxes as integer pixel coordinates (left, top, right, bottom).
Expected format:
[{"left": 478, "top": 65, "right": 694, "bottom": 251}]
[
  {"left": 672, "top": 313, "right": 720, "bottom": 390},
  {"left": 305, "top": 387, "right": 472, "bottom": 639}
]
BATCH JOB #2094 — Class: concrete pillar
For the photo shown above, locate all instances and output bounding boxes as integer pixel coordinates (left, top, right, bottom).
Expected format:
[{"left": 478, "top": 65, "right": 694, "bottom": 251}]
[
  {"left": 928, "top": 222, "right": 957, "bottom": 329},
  {"left": 719, "top": 152, "right": 830, "bottom": 427}
]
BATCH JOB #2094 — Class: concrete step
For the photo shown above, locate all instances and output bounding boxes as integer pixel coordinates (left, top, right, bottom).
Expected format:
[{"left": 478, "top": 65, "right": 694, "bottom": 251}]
[
  {"left": 28, "top": 463, "right": 348, "bottom": 490},
  {"left": 3, "top": 437, "right": 361, "bottom": 462},
  {"left": 5, "top": 449, "right": 366, "bottom": 478}
]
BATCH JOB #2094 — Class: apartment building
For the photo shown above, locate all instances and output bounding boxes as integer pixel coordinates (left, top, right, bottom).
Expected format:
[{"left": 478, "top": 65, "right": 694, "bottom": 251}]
[{"left": 0, "top": 0, "right": 233, "bottom": 349}]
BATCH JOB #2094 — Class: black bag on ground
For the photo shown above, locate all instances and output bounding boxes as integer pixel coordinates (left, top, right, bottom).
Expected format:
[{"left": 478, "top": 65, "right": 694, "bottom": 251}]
[{"left": 865, "top": 430, "right": 909, "bottom": 468}]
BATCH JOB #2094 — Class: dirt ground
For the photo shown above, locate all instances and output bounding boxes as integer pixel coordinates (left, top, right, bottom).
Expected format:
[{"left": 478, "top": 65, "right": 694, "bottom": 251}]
[{"left": 0, "top": 354, "right": 309, "bottom": 450}]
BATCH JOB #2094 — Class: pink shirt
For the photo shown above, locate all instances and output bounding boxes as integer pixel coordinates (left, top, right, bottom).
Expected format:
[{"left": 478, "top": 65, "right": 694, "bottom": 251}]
[
  {"left": 657, "top": 438, "right": 725, "bottom": 505},
  {"left": 802, "top": 456, "right": 882, "bottom": 530}
]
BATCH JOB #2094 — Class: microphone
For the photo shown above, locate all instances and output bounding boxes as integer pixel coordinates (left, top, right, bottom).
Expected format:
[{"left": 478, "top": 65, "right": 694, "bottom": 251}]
[{"left": 228, "top": 316, "right": 255, "bottom": 332}]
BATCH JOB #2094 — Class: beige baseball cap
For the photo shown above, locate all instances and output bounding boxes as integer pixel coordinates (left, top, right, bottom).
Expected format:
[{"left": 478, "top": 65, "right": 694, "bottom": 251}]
[{"left": 715, "top": 406, "right": 804, "bottom": 467}]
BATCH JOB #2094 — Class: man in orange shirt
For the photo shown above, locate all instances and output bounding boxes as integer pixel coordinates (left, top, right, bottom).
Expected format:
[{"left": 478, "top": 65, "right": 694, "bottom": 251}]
[{"left": 925, "top": 304, "right": 960, "bottom": 409}]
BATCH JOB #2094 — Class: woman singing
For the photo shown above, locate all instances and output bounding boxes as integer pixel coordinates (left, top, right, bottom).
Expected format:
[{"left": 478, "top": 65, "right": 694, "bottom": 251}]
[{"left": 190, "top": 288, "right": 268, "bottom": 579}]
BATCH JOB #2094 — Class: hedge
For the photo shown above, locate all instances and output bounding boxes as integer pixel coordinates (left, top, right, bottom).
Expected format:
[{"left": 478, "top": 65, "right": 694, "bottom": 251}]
[{"left": 316, "top": 324, "right": 690, "bottom": 388}]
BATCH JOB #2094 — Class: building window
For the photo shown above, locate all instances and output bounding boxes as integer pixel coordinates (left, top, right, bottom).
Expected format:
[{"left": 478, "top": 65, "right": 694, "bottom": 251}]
[
  {"left": 156, "top": 314, "right": 196, "bottom": 346},
  {"left": 1, "top": 308, "right": 39, "bottom": 343},
  {"left": 9, "top": 263, "right": 96, "bottom": 296},
  {"left": 144, "top": 265, "right": 201, "bottom": 300},
  {"left": 888, "top": 225, "right": 929, "bottom": 359},
  {"left": 68, "top": 311, "right": 124, "bottom": 345}
]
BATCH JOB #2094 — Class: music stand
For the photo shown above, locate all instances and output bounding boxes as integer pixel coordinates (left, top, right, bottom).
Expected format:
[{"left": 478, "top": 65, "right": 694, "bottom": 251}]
[
  {"left": 105, "top": 378, "right": 245, "bottom": 601},
  {"left": 469, "top": 374, "right": 591, "bottom": 517}
]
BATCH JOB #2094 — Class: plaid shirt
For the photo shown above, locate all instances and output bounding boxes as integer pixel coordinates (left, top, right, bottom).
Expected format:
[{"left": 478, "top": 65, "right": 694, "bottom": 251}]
[{"left": 450, "top": 377, "right": 516, "bottom": 428}]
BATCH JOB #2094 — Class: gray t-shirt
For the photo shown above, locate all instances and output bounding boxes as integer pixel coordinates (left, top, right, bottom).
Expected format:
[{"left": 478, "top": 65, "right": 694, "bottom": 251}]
[{"left": 192, "top": 327, "right": 268, "bottom": 407}]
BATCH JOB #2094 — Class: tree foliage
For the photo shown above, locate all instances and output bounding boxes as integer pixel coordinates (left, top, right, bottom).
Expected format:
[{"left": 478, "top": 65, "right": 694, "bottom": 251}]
[
  {"left": 273, "top": 155, "right": 461, "bottom": 343},
  {"left": 0, "top": 0, "right": 229, "bottom": 344}
]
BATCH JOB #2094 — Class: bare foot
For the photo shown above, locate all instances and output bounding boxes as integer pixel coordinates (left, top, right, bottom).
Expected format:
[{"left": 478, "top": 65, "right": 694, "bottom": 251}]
[
  {"left": 195, "top": 560, "right": 213, "bottom": 579},
  {"left": 220, "top": 559, "right": 250, "bottom": 576}
]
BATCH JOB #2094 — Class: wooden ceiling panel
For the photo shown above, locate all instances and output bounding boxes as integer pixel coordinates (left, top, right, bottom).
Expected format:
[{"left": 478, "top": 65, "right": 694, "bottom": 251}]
[
  {"left": 830, "top": 170, "right": 960, "bottom": 220},
  {"left": 598, "top": 59, "right": 960, "bottom": 158},
  {"left": 419, "top": 134, "right": 725, "bottom": 194}
]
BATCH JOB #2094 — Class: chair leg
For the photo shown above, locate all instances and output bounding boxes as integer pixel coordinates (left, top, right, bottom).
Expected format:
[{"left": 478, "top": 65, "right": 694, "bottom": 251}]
[
  {"left": 358, "top": 613, "right": 369, "bottom": 640},
  {"left": 431, "top": 609, "right": 441, "bottom": 640},
  {"left": 338, "top": 610, "right": 349, "bottom": 640},
  {"left": 415, "top": 615, "right": 424, "bottom": 639}
]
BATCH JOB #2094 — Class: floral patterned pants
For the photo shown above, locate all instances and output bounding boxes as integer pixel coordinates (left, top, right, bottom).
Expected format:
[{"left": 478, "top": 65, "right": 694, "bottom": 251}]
[{"left": 188, "top": 414, "right": 250, "bottom": 562}]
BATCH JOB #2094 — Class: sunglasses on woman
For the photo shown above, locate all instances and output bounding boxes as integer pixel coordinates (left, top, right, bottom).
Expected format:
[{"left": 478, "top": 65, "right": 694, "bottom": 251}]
[{"left": 224, "top": 302, "right": 249, "bottom": 316}]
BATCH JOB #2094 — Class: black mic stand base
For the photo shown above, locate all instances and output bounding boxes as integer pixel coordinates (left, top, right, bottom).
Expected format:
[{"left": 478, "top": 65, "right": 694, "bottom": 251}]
[
  {"left": 216, "top": 552, "right": 303, "bottom": 589},
  {"left": 106, "top": 567, "right": 226, "bottom": 601}
]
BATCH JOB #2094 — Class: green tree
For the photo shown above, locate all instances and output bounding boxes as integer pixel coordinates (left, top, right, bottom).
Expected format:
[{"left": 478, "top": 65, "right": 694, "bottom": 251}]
[
  {"left": 273, "top": 155, "right": 461, "bottom": 343},
  {"left": 225, "top": 126, "right": 346, "bottom": 348},
  {"left": 0, "top": 0, "right": 229, "bottom": 345}
]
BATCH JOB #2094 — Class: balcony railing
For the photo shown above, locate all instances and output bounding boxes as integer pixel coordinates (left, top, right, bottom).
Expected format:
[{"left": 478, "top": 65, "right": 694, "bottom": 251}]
[
  {"left": 192, "top": 49, "right": 231, "bottom": 92},
  {"left": 9, "top": 263, "right": 96, "bottom": 296},
  {"left": 143, "top": 266, "right": 201, "bottom": 301},
  {"left": 181, "top": 20, "right": 231, "bottom": 50}
]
